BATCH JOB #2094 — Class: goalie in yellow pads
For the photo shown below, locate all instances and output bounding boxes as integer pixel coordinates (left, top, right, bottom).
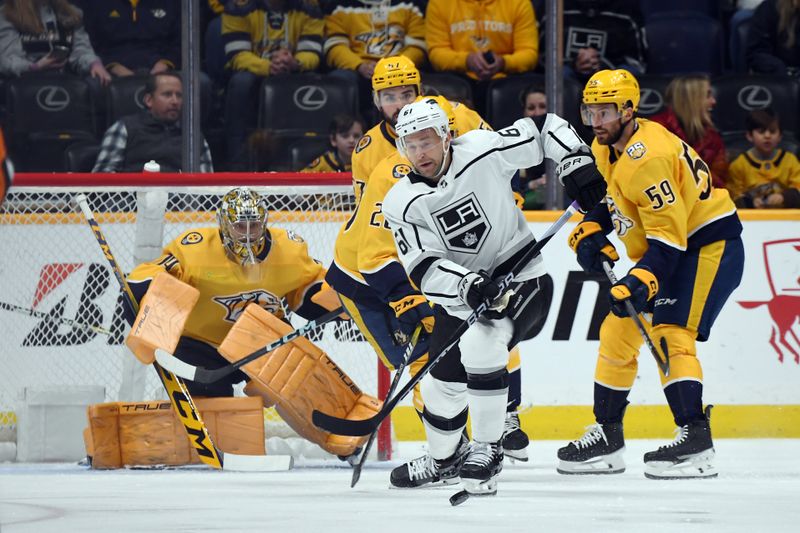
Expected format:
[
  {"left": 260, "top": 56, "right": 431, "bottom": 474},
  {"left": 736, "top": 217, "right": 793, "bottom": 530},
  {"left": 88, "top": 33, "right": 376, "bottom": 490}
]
[{"left": 118, "top": 187, "right": 377, "bottom": 464}]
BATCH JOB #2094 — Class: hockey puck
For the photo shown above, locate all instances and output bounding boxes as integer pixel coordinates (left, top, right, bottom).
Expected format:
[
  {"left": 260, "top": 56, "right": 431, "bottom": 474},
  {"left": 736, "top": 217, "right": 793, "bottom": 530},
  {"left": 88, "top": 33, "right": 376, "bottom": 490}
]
[{"left": 449, "top": 490, "right": 470, "bottom": 506}]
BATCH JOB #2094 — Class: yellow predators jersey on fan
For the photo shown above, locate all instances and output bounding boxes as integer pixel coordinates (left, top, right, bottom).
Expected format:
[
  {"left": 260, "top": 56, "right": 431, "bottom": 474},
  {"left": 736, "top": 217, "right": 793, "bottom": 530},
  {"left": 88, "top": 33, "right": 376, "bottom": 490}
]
[
  {"left": 301, "top": 149, "right": 351, "bottom": 172},
  {"left": 727, "top": 148, "right": 800, "bottom": 200},
  {"left": 128, "top": 227, "right": 325, "bottom": 347},
  {"left": 592, "top": 119, "right": 738, "bottom": 262},
  {"left": 323, "top": 0, "right": 427, "bottom": 69},
  {"left": 358, "top": 102, "right": 490, "bottom": 287}
]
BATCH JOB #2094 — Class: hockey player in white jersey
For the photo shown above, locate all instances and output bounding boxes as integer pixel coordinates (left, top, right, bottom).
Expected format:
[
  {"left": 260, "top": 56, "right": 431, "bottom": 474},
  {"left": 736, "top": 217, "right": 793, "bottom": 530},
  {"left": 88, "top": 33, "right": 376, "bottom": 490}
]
[{"left": 382, "top": 100, "right": 606, "bottom": 498}]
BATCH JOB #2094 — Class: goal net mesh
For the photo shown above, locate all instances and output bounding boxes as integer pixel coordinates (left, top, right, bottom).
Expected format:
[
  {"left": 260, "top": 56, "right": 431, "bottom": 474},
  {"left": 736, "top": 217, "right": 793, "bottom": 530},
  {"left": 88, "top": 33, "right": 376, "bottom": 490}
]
[{"left": 0, "top": 176, "right": 389, "bottom": 460}]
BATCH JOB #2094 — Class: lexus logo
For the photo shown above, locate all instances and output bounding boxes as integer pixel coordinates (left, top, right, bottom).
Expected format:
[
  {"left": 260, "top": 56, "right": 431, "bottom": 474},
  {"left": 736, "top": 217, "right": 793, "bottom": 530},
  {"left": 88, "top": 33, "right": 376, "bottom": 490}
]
[
  {"left": 35, "top": 86, "right": 71, "bottom": 112},
  {"left": 293, "top": 86, "right": 327, "bottom": 111},
  {"left": 638, "top": 88, "right": 664, "bottom": 115},
  {"left": 133, "top": 86, "right": 146, "bottom": 109},
  {"left": 737, "top": 85, "right": 773, "bottom": 110}
]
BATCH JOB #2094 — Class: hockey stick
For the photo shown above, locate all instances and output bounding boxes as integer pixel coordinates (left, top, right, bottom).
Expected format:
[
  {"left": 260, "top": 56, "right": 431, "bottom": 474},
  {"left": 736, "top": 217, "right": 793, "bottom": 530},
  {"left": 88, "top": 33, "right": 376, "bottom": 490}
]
[
  {"left": 0, "top": 300, "right": 112, "bottom": 335},
  {"left": 74, "top": 193, "right": 290, "bottom": 472},
  {"left": 602, "top": 262, "right": 670, "bottom": 376},
  {"left": 350, "top": 325, "right": 421, "bottom": 488},
  {"left": 312, "top": 201, "right": 579, "bottom": 437},
  {"left": 154, "top": 306, "right": 345, "bottom": 383}
]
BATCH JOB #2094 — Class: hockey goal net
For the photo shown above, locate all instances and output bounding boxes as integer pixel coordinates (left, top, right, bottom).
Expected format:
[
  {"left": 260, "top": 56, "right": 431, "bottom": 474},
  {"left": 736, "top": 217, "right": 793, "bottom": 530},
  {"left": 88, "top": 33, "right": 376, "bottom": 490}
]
[{"left": 0, "top": 172, "right": 392, "bottom": 461}]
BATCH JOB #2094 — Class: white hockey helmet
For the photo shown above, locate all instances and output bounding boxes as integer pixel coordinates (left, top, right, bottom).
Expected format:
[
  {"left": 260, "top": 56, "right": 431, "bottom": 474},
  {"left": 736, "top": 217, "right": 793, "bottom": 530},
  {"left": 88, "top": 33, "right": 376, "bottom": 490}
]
[{"left": 395, "top": 99, "right": 450, "bottom": 168}]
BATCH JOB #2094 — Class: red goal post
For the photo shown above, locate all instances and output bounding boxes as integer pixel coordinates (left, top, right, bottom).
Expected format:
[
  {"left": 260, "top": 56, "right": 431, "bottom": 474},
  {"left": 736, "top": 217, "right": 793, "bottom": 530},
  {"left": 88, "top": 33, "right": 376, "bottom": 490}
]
[{"left": 0, "top": 172, "right": 393, "bottom": 461}]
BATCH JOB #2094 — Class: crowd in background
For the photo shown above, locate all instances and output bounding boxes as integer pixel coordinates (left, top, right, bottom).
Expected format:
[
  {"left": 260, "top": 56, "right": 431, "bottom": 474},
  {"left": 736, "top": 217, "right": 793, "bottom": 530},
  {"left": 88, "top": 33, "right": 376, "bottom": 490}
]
[{"left": 0, "top": 0, "right": 798, "bottom": 208}]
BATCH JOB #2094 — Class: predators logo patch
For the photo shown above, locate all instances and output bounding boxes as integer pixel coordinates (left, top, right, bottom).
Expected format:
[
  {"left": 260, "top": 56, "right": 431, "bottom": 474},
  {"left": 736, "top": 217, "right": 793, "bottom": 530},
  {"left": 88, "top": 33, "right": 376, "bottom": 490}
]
[
  {"left": 181, "top": 232, "right": 203, "bottom": 245},
  {"left": 355, "top": 135, "right": 372, "bottom": 154},
  {"left": 392, "top": 164, "right": 411, "bottom": 179},
  {"left": 626, "top": 142, "right": 647, "bottom": 160},
  {"left": 212, "top": 290, "right": 282, "bottom": 323}
]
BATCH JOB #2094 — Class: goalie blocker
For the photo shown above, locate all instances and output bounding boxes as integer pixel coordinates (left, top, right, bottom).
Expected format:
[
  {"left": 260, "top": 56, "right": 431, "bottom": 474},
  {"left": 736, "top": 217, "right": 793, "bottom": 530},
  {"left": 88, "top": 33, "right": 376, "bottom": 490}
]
[{"left": 127, "top": 273, "right": 379, "bottom": 458}]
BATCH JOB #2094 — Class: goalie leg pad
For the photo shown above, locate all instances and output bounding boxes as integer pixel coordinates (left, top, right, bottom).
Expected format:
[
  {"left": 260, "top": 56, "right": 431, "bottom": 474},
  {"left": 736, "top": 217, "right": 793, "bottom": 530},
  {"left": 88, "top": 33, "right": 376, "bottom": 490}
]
[
  {"left": 84, "top": 397, "right": 265, "bottom": 469},
  {"left": 126, "top": 272, "right": 199, "bottom": 364},
  {"left": 219, "top": 304, "right": 381, "bottom": 457}
]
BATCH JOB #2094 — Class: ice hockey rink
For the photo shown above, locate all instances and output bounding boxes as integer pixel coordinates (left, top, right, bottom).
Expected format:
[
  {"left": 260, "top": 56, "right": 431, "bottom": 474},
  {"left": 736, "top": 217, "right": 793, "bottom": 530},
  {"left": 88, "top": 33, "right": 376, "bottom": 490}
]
[{"left": 1, "top": 439, "right": 798, "bottom": 533}]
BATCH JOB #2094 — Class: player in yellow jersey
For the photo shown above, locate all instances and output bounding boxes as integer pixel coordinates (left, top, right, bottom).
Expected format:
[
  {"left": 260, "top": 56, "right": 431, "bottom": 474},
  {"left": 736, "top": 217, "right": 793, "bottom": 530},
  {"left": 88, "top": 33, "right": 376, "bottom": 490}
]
[
  {"left": 127, "top": 187, "right": 335, "bottom": 398},
  {"left": 556, "top": 70, "right": 744, "bottom": 479},
  {"left": 0, "top": 128, "right": 11, "bottom": 206}
]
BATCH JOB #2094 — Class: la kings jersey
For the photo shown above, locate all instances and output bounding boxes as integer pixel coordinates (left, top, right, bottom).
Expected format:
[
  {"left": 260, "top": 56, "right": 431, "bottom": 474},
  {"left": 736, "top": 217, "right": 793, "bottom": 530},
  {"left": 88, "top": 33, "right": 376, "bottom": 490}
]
[{"left": 382, "top": 114, "right": 587, "bottom": 318}]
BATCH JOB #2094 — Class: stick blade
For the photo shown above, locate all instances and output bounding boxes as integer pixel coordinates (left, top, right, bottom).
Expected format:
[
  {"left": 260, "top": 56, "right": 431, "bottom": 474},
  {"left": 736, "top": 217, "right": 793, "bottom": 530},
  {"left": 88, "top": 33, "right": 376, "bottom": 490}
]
[
  {"left": 221, "top": 453, "right": 293, "bottom": 472},
  {"left": 154, "top": 348, "right": 198, "bottom": 381},
  {"left": 311, "top": 409, "right": 378, "bottom": 436}
]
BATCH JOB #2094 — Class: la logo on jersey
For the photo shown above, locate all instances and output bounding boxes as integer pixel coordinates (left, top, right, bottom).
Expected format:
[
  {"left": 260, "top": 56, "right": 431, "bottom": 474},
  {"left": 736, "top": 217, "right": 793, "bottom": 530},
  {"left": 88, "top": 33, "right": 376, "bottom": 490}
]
[
  {"left": 213, "top": 290, "right": 282, "bottom": 323},
  {"left": 432, "top": 193, "right": 491, "bottom": 254}
]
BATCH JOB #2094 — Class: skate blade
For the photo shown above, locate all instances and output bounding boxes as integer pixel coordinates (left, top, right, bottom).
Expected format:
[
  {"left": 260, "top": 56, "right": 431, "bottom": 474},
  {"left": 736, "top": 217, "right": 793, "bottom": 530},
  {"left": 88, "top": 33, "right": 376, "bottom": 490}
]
[
  {"left": 389, "top": 477, "right": 461, "bottom": 490},
  {"left": 504, "top": 449, "right": 529, "bottom": 462},
  {"left": 644, "top": 450, "right": 717, "bottom": 480},
  {"left": 556, "top": 448, "right": 626, "bottom": 475},
  {"left": 449, "top": 483, "right": 498, "bottom": 507}
]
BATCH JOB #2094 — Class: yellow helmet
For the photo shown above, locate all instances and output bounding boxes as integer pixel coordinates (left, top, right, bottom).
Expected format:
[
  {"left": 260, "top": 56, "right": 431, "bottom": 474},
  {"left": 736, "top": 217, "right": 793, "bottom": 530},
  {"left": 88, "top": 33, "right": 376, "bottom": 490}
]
[
  {"left": 582, "top": 69, "right": 640, "bottom": 112},
  {"left": 372, "top": 55, "right": 421, "bottom": 93}
]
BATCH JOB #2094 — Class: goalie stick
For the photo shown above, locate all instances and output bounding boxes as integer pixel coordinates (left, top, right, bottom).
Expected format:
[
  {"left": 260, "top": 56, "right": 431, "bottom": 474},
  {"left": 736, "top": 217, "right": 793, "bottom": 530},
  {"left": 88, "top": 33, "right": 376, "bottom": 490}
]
[
  {"left": 602, "top": 262, "right": 670, "bottom": 376},
  {"left": 154, "top": 306, "right": 345, "bottom": 383},
  {"left": 312, "top": 201, "right": 579, "bottom": 437},
  {"left": 0, "top": 300, "right": 112, "bottom": 335},
  {"left": 350, "top": 325, "right": 422, "bottom": 488},
  {"left": 75, "top": 193, "right": 290, "bottom": 472}
]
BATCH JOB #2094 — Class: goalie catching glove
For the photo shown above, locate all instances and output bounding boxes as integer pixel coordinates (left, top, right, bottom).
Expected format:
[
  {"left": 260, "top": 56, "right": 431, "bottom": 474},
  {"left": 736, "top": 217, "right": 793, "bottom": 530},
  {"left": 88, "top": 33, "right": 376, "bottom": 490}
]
[
  {"left": 390, "top": 294, "right": 434, "bottom": 345},
  {"left": 556, "top": 149, "right": 607, "bottom": 212},
  {"left": 459, "top": 270, "right": 512, "bottom": 319},
  {"left": 568, "top": 221, "right": 619, "bottom": 274},
  {"left": 609, "top": 267, "right": 659, "bottom": 317}
]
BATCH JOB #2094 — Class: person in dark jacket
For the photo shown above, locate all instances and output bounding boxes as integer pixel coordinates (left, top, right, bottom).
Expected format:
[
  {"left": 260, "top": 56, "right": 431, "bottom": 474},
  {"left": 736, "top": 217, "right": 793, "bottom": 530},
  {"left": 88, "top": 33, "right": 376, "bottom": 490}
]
[
  {"left": 747, "top": 0, "right": 800, "bottom": 75},
  {"left": 77, "top": 0, "right": 180, "bottom": 77},
  {"left": 93, "top": 71, "right": 214, "bottom": 172}
]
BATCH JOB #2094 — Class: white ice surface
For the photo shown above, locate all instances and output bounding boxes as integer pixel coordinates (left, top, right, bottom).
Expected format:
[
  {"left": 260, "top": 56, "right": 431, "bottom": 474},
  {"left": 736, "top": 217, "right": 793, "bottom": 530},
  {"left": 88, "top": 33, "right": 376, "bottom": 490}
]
[{"left": 1, "top": 439, "right": 798, "bottom": 533}]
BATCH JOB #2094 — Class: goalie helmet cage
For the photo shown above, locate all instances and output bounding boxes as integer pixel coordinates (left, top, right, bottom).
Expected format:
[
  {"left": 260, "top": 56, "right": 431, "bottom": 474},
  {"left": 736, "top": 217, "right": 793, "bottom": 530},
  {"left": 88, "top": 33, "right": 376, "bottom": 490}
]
[{"left": 0, "top": 172, "right": 393, "bottom": 462}]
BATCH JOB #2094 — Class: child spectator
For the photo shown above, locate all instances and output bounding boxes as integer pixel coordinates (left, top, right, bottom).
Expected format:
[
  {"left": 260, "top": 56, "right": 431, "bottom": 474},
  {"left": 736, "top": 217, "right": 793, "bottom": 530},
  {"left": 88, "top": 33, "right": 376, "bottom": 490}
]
[
  {"left": 518, "top": 84, "right": 547, "bottom": 209},
  {"left": 728, "top": 108, "right": 800, "bottom": 208},
  {"left": 301, "top": 114, "right": 366, "bottom": 172},
  {"left": 650, "top": 74, "right": 729, "bottom": 189},
  {"left": 0, "top": 0, "right": 110, "bottom": 84}
]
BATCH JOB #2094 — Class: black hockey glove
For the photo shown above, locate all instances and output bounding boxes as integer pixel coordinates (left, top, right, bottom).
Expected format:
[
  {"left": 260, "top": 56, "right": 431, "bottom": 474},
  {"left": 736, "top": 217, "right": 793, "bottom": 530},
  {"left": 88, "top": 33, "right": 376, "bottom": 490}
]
[
  {"left": 609, "top": 267, "right": 659, "bottom": 317},
  {"left": 556, "top": 150, "right": 607, "bottom": 212},
  {"left": 460, "top": 271, "right": 511, "bottom": 319},
  {"left": 390, "top": 294, "right": 435, "bottom": 345},
  {"left": 568, "top": 221, "right": 619, "bottom": 274}
]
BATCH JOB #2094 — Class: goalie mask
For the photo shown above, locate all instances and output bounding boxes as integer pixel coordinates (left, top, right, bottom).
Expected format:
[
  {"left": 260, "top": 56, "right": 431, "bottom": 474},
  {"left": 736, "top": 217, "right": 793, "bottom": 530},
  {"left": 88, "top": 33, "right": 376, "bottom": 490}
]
[
  {"left": 217, "top": 187, "right": 269, "bottom": 265},
  {"left": 395, "top": 99, "right": 451, "bottom": 179}
]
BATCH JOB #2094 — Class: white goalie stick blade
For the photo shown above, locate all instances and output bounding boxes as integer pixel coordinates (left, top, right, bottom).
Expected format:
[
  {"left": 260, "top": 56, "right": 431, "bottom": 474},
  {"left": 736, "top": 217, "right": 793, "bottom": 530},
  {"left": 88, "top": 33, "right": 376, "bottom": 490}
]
[
  {"left": 221, "top": 453, "right": 294, "bottom": 472},
  {"left": 155, "top": 348, "right": 198, "bottom": 381}
]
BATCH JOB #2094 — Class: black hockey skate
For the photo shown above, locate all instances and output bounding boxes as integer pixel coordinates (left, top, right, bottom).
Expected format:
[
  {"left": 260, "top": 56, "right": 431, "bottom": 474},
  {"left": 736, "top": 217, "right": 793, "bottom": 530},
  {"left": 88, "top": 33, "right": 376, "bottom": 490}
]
[
  {"left": 390, "top": 435, "right": 469, "bottom": 488},
  {"left": 557, "top": 422, "right": 625, "bottom": 475},
  {"left": 502, "top": 411, "right": 529, "bottom": 462},
  {"left": 644, "top": 406, "right": 717, "bottom": 480},
  {"left": 451, "top": 440, "right": 503, "bottom": 505}
]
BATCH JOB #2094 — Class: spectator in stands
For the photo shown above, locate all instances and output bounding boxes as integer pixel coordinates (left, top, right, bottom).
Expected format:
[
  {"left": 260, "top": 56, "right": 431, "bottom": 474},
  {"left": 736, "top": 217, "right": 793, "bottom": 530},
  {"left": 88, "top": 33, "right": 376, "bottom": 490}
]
[
  {"left": 301, "top": 114, "right": 366, "bottom": 172},
  {"left": 222, "top": 0, "right": 324, "bottom": 168},
  {"left": 650, "top": 74, "right": 729, "bottom": 189},
  {"left": 728, "top": 107, "right": 800, "bottom": 208},
  {"left": 747, "top": 0, "right": 800, "bottom": 75},
  {"left": 0, "top": 0, "right": 110, "bottom": 84},
  {"left": 540, "top": 0, "right": 645, "bottom": 82},
  {"left": 323, "top": 0, "right": 426, "bottom": 119},
  {"left": 519, "top": 84, "right": 547, "bottom": 209},
  {"left": 93, "top": 71, "right": 213, "bottom": 172},
  {"left": 0, "top": 128, "right": 11, "bottom": 206},
  {"left": 425, "top": 0, "right": 538, "bottom": 113},
  {"left": 77, "top": 0, "right": 180, "bottom": 78}
]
